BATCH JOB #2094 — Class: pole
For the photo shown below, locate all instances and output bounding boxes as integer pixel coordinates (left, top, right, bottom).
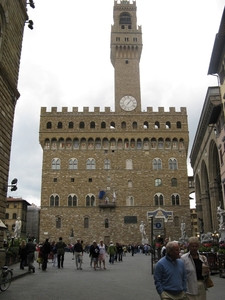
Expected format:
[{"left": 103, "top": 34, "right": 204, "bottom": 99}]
[{"left": 151, "top": 216, "right": 154, "bottom": 275}]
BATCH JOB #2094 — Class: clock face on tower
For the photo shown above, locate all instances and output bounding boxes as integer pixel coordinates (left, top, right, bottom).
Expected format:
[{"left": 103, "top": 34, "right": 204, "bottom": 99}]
[{"left": 119, "top": 95, "right": 137, "bottom": 111}]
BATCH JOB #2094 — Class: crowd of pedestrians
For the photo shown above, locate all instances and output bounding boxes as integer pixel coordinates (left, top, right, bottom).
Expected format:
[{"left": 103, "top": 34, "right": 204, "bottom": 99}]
[{"left": 17, "top": 235, "right": 212, "bottom": 300}]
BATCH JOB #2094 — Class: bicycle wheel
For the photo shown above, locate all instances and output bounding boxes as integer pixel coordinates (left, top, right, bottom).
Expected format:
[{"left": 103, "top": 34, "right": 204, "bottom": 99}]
[{"left": 0, "top": 270, "right": 12, "bottom": 291}]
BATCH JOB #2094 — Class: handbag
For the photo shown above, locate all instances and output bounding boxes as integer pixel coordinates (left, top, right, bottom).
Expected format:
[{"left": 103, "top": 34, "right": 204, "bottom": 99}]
[{"left": 205, "top": 276, "right": 214, "bottom": 288}]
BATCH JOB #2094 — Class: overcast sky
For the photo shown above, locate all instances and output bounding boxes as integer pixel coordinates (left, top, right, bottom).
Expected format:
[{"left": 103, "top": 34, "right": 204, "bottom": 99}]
[{"left": 8, "top": 0, "right": 225, "bottom": 207}]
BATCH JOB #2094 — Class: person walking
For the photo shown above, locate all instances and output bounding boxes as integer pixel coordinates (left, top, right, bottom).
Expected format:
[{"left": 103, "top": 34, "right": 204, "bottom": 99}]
[
  {"left": 41, "top": 238, "right": 51, "bottom": 271},
  {"left": 56, "top": 237, "right": 66, "bottom": 268},
  {"left": 18, "top": 240, "right": 27, "bottom": 270},
  {"left": 117, "top": 243, "right": 123, "bottom": 262},
  {"left": 74, "top": 238, "right": 83, "bottom": 270},
  {"left": 36, "top": 243, "right": 43, "bottom": 269},
  {"left": 107, "top": 241, "right": 117, "bottom": 264},
  {"left": 181, "top": 237, "right": 210, "bottom": 300},
  {"left": 90, "top": 241, "right": 100, "bottom": 270},
  {"left": 154, "top": 241, "right": 188, "bottom": 300},
  {"left": 25, "top": 238, "right": 36, "bottom": 273},
  {"left": 98, "top": 239, "right": 106, "bottom": 270},
  {"left": 51, "top": 241, "right": 57, "bottom": 267}
]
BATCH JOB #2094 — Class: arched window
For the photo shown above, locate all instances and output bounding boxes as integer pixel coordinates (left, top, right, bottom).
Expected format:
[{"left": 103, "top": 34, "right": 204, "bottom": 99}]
[
  {"left": 5, "top": 213, "right": 9, "bottom": 219},
  {"left": 46, "top": 122, "right": 52, "bottom": 129},
  {"left": 154, "top": 194, "right": 164, "bottom": 206},
  {"left": 126, "top": 196, "right": 134, "bottom": 206},
  {"left": 52, "top": 158, "right": 60, "bottom": 170},
  {"left": 158, "top": 138, "right": 164, "bottom": 149},
  {"left": 120, "top": 12, "right": 131, "bottom": 25},
  {"left": 84, "top": 217, "right": 89, "bottom": 228},
  {"left": 95, "top": 138, "right": 101, "bottom": 149},
  {"left": 172, "top": 194, "right": 180, "bottom": 205},
  {"left": 118, "top": 138, "right": 123, "bottom": 149},
  {"left": 88, "top": 138, "right": 94, "bottom": 149},
  {"left": 56, "top": 216, "right": 61, "bottom": 228},
  {"left": 81, "top": 138, "right": 87, "bottom": 149},
  {"left": 104, "top": 159, "right": 110, "bottom": 170},
  {"left": 153, "top": 158, "right": 162, "bottom": 170},
  {"left": 79, "top": 121, "right": 85, "bottom": 129},
  {"left": 44, "top": 139, "right": 50, "bottom": 150},
  {"left": 59, "top": 138, "right": 64, "bottom": 149},
  {"left": 86, "top": 158, "right": 96, "bottom": 170},
  {"left": 132, "top": 122, "right": 137, "bottom": 129},
  {"left": 105, "top": 219, "right": 109, "bottom": 228},
  {"left": 73, "top": 138, "right": 79, "bottom": 149},
  {"left": 137, "top": 139, "right": 142, "bottom": 149},
  {"left": 13, "top": 213, "right": 17, "bottom": 219},
  {"left": 90, "top": 121, "right": 95, "bottom": 129},
  {"left": 110, "top": 122, "right": 115, "bottom": 129},
  {"left": 66, "top": 138, "right": 72, "bottom": 149},
  {"left": 169, "top": 158, "right": 178, "bottom": 170},
  {"left": 155, "top": 121, "right": 160, "bottom": 129},
  {"left": 68, "top": 194, "right": 77, "bottom": 206},
  {"left": 51, "top": 138, "right": 57, "bottom": 150},
  {"left": 57, "top": 122, "right": 63, "bottom": 129},
  {"left": 155, "top": 178, "right": 162, "bottom": 187},
  {"left": 165, "top": 138, "right": 171, "bottom": 148},
  {"left": 68, "top": 121, "right": 74, "bottom": 129},
  {"left": 50, "top": 194, "right": 59, "bottom": 206},
  {"left": 69, "top": 158, "right": 78, "bottom": 170},
  {"left": 166, "top": 121, "right": 171, "bottom": 129},
  {"left": 177, "top": 121, "right": 182, "bottom": 129},
  {"left": 143, "top": 121, "right": 148, "bottom": 129},
  {"left": 101, "top": 122, "right": 106, "bottom": 129},
  {"left": 143, "top": 138, "right": 149, "bottom": 149},
  {"left": 110, "top": 138, "right": 116, "bottom": 149},
  {"left": 124, "top": 138, "right": 129, "bottom": 149},
  {"left": 172, "top": 138, "right": 178, "bottom": 148},
  {"left": 126, "top": 159, "right": 133, "bottom": 170},
  {"left": 86, "top": 194, "right": 95, "bottom": 206},
  {"left": 130, "top": 138, "right": 135, "bottom": 149},
  {"left": 121, "top": 122, "right": 126, "bottom": 129},
  {"left": 171, "top": 178, "right": 177, "bottom": 187},
  {"left": 103, "top": 138, "right": 109, "bottom": 149},
  {"left": 128, "top": 180, "right": 132, "bottom": 188}
]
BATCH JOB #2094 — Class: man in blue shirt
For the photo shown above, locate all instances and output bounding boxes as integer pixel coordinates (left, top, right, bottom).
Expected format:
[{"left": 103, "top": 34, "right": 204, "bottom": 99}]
[{"left": 154, "top": 241, "right": 188, "bottom": 300}]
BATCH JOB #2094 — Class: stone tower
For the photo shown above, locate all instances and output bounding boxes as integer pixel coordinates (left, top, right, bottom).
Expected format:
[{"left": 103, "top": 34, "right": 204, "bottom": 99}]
[
  {"left": 111, "top": 0, "right": 142, "bottom": 113},
  {"left": 0, "top": 0, "right": 29, "bottom": 264},
  {"left": 39, "top": 0, "right": 190, "bottom": 246}
]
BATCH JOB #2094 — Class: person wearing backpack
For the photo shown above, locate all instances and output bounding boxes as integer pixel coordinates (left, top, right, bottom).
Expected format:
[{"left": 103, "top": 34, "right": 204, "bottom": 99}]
[{"left": 56, "top": 237, "right": 67, "bottom": 268}]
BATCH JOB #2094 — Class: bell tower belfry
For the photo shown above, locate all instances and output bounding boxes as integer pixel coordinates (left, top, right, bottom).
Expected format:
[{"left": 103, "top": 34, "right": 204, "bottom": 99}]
[{"left": 111, "top": 0, "right": 142, "bottom": 113}]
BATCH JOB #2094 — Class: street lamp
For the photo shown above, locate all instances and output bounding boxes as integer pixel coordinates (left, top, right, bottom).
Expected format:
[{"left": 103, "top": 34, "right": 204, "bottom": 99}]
[
  {"left": 5, "top": 178, "right": 18, "bottom": 191},
  {"left": 212, "top": 231, "right": 219, "bottom": 244}
]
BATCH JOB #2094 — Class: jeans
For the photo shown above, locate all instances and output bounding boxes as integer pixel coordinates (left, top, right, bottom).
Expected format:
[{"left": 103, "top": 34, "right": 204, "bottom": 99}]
[
  {"left": 109, "top": 254, "right": 115, "bottom": 264},
  {"left": 57, "top": 253, "right": 64, "bottom": 268},
  {"left": 75, "top": 252, "right": 83, "bottom": 268},
  {"left": 27, "top": 252, "right": 35, "bottom": 271}
]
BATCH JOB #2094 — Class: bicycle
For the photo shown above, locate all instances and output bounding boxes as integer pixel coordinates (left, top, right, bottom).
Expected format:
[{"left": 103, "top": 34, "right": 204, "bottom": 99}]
[{"left": 0, "top": 266, "right": 13, "bottom": 292}]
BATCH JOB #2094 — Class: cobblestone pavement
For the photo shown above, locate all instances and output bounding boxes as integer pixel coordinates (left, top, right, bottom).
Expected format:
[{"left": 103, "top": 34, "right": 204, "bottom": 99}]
[{"left": 1, "top": 252, "right": 224, "bottom": 300}]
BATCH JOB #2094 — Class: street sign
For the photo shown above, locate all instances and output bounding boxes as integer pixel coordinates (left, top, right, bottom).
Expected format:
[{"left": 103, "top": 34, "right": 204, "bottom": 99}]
[{"left": 153, "top": 218, "right": 164, "bottom": 235}]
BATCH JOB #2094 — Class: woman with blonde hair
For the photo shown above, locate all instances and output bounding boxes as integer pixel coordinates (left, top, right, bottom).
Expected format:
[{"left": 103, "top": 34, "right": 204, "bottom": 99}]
[
  {"left": 18, "top": 240, "right": 27, "bottom": 270},
  {"left": 181, "top": 237, "right": 209, "bottom": 299}
]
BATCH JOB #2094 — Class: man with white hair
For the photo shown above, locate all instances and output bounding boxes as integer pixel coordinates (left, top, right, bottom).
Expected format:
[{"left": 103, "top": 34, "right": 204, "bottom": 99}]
[{"left": 154, "top": 241, "right": 188, "bottom": 300}]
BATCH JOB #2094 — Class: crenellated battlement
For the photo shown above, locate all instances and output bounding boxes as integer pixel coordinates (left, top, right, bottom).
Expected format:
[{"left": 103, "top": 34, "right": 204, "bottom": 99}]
[{"left": 41, "top": 106, "right": 187, "bottom": 115}]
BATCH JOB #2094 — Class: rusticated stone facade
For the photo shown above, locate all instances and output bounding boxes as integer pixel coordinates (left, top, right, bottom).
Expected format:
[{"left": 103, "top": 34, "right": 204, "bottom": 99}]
[
  {"left": 0, "top": 0, "right": 28, "bottom": 265},
  {"left": 39, "top": 1, "right": 191, "bottom": 246}
]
